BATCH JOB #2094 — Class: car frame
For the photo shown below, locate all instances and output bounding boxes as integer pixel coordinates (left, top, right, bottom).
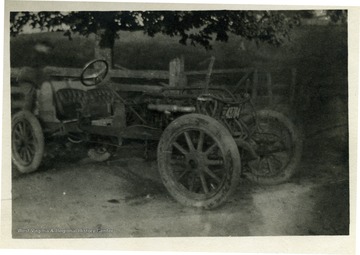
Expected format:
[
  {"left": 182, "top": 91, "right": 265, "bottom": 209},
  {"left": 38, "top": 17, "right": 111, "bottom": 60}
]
[{"left": 11, "top": 58, "right": 303, "bottom": 209}]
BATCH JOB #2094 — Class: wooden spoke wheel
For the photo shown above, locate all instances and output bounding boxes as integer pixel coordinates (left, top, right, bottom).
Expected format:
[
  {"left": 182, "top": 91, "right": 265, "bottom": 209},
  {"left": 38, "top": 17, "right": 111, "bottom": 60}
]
[
  {"left": 158, "top": 114, "right": 240, "bottom": 209},
  {"left": 12, "top": 111, "right": 44, "bottom": 173},
  {"left": 245, "top": 110, "right": 303, "bottom": 185}
]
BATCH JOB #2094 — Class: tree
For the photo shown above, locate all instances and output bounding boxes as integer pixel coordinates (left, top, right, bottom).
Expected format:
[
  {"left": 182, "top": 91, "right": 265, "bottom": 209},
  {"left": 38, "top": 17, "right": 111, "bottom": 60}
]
[{"left": 10, "top": 10, "right": 346, "bottom": 67}]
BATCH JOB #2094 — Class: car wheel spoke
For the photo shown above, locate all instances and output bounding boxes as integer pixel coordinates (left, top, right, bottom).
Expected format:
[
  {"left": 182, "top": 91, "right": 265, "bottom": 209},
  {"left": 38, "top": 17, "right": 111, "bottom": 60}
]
[
  {"left": 189, "top": 174, "right": 196, "bottom": 192},
  {"left": 205, "top": 143, "right": 217, "bottom": 155},
  {"left": 172, "top": 142, "right": 188, "bottom": 155},
  {"left": 170, "top": 158, "right": 186, "bottom": 166},
  {"left": 205, "top": 159, "right": 223, "bottom": 166},
  {"left": 176, "top": 168, "right": 190, "bottom": 181},
  {"left": 199, "top": 171, "right": 209, "bottom": 194},
  {"left": 27, "top": 144, "right": 35, "bottom": 156},
  {"left": 25, "top": 148, "right": 32, "bottom": 162},
  {"left": 203, "top": 167, "right": 221, "bottom": 183},
  {"left": 14, "top": 127, "right": 22, "bottom": 138},
  {"left": 184, "top": 131, "right": 195, "bottom": 151},
  {"left": 197, "top": 131, "right": 205, "bottom": 152}
]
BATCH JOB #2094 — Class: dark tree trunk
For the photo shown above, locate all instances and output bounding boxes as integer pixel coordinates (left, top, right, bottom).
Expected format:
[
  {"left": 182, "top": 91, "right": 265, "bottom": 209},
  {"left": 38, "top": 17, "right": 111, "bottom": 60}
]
[{"left": 94, "top": 29, "right": 116, "bottom": 68}]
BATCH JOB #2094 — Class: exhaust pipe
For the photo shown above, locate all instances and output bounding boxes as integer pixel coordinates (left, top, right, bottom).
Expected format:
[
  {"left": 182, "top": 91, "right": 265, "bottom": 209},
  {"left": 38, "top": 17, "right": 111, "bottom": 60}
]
[{"left": 148, "top": 104, "right": 196, "bottom": 113}]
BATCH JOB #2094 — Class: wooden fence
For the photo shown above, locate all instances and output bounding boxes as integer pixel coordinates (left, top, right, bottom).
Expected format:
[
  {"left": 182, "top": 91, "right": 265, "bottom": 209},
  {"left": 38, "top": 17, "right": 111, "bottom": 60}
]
[{"left": 10, "top": 57, "right": 298, "bottom": 113}]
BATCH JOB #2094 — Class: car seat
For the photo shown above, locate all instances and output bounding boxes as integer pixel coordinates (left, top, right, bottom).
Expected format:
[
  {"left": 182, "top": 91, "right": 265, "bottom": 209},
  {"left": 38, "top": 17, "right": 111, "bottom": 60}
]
[
  {"left": 86, "top": 87, "right": 114, "bottom": 118},
  {"left": 54, "top": 88, "right": 87, "bottom": 120}
]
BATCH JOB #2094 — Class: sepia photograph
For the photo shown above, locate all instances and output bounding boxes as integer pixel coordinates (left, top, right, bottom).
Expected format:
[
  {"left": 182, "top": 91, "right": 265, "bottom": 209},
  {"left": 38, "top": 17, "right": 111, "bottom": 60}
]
[{"left": 1, "top": 0, "right": 356, "bottom": 253}]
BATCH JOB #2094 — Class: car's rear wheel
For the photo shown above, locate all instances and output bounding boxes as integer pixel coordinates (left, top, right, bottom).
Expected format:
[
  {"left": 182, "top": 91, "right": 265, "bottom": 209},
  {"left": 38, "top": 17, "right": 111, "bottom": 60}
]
[
  {"left": 158, "top": 113, "right": 241, "bottom": 209},
  {"left": 244, "top": 110, "right": 303, "bottom": 185},
  {"left": 12, "top": 110, "right": 44, "bottom": 173}
]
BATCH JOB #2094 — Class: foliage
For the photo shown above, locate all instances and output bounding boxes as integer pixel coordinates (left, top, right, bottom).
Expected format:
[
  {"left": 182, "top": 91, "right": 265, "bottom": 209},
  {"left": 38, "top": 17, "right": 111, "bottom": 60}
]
[
  {"left": 10, "top": 11, "right": 308, "bottom": 50},
  {"left": 325, "top": 10, "right": 348, "bottom": 24}
]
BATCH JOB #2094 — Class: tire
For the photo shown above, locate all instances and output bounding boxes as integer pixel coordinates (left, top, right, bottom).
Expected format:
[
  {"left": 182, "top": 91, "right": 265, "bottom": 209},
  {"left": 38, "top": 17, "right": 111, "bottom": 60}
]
[
  {"left": 157, "top": 113, "right": 241, "bottom": 209},
  {"left": 12, "top": 110, "right": 44, "bottom": 173},
  {"left": 245, "top": 109, "right": 303, "bottom": 185},
  {"left": 88, "top": 146, "right": 111, "bottom": 162}
]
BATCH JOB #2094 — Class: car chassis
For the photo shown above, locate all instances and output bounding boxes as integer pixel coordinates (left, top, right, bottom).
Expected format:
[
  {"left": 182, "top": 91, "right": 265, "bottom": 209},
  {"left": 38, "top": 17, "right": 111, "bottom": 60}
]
[{"left": 12, "top": 59, "right": 302, "bottom": 209}]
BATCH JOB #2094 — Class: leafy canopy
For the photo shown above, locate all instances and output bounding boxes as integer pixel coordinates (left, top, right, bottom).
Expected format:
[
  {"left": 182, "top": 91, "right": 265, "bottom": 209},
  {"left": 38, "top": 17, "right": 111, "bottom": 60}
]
[{"left": 10, "top": 10, "right": 346, "bottom": 50}]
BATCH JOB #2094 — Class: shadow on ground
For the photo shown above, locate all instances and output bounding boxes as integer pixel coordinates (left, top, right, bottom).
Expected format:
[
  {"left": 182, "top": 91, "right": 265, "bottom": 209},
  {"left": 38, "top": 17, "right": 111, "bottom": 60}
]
[{"left": 11, "top": 127, "right": 349, "bottom": 238}]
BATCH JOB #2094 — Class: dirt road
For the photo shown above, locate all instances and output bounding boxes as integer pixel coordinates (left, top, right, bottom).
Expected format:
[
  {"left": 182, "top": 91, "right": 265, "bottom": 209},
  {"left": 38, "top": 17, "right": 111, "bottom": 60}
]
[{"left": 11, "top": 128, "right": 349, "bottom": 238}]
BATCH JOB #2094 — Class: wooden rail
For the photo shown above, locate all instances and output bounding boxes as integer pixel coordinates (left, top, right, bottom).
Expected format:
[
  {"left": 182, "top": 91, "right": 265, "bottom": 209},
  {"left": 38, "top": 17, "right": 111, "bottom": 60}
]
[
  {"left": 10, "top": 58, "right": 298, "bottom": 113},
  {"left": 185, "top": 67, "right": 254, "bottom": 76},
  {"left": 11, "top": 67, "right": 170, "bottom": 80}
]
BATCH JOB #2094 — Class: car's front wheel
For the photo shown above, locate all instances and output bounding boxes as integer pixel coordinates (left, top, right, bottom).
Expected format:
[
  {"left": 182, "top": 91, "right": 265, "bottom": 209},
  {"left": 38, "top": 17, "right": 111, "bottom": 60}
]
[
  {"left": 157, "top": 113, "right": 241, "bottom": 209},
  {"left": 12, "top": 110, "right": 44, "bottom": 173}
]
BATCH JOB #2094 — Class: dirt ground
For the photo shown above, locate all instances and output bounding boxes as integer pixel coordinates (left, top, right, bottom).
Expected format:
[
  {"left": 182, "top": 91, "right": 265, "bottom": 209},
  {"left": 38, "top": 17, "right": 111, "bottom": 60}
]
[{"left": 11, "top": 121, "right": 349, "bottom": 238}]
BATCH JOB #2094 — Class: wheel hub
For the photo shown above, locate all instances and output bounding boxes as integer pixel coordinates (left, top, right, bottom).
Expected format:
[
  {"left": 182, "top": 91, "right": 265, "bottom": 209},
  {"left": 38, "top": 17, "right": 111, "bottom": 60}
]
[
  {"left": 186, "top": 151, "right": 205, "bottom": 171},
  {"left": 188, "top": 159, "right": 198, "bottom": 169},
  {"left": 19, "top": 139, "right": 25, "bottom": 147}
]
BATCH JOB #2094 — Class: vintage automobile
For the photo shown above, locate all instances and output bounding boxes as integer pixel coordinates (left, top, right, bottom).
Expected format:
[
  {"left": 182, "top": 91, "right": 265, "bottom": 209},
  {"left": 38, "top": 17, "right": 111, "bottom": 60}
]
[{"left": 11, "top": 59, "right": 303, "bottom": 209}]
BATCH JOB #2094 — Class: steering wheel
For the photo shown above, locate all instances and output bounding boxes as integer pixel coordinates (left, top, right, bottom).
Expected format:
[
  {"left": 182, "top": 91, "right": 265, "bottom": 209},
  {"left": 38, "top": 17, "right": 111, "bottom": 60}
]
[{"left": 80, "top": 59, "right": 109, "bottom": 86}]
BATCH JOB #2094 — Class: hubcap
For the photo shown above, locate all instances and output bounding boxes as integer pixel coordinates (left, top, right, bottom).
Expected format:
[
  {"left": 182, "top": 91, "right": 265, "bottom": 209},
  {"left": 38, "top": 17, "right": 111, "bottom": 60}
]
[{"left": 188, "top": 158, "right": 198, "bottom": 169}]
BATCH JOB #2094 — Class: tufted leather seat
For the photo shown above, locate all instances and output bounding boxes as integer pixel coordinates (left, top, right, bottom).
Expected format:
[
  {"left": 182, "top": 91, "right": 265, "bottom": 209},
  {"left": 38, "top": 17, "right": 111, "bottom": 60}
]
[
  {"left": 55, "top": 88, "right": 87, "bottom": 120},
  {"left": 86, "top": 88, "right": 114, "bottom": 118},
  {"left": 54, "top": 87, "right": 114, "bottom": 121},
  {"left": 87, "top": 88, "right": 113, "bottom": 101}
]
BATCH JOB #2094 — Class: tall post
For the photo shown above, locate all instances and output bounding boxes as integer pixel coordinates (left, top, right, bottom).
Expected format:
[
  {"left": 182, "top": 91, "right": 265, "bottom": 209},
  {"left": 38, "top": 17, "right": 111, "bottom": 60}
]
[
  {"left": 289, "top": 68, "right": 297, "bottom": 106},
  {"left": 169, "top": 58, "right": 181, "bottom": 87},
  {"left": 179, "top": 55, "right": 187, "bottom": 87},
  {"left": 266, "top": 72, "right": 273, "bottom": 106},
  {"left": 204, "top": 56, "right": 215, "bottom": 94},
  {"left": 252, "top": 69, "right": 258, "bottom": 100}
]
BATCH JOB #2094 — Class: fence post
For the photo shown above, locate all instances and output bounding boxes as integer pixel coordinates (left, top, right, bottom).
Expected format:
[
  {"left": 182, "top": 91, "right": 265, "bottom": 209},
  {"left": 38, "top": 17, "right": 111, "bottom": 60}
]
[
  {"left": 252, "top": 69, "right": 258, "bottom": 100},
  {"left": 233, "top": 68, "right": 253, "bottom": 94},
  {"left": 289, "top": 68, "right": 297, "bottom": 106},
  {"left": 169, "top": 58, "right": 180, "bottom": 87},
  {"left": 169, "top": 57, "right": 187, "bottom": 87},
  {"left": 266, "top": 72, "right": 273, "bottom": 106},
  {"left": 179, "top": 55, "right": 187, "bottom": 87},
  {"left": 204, "top": 56, "right": 215, "bottom": 94}
]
